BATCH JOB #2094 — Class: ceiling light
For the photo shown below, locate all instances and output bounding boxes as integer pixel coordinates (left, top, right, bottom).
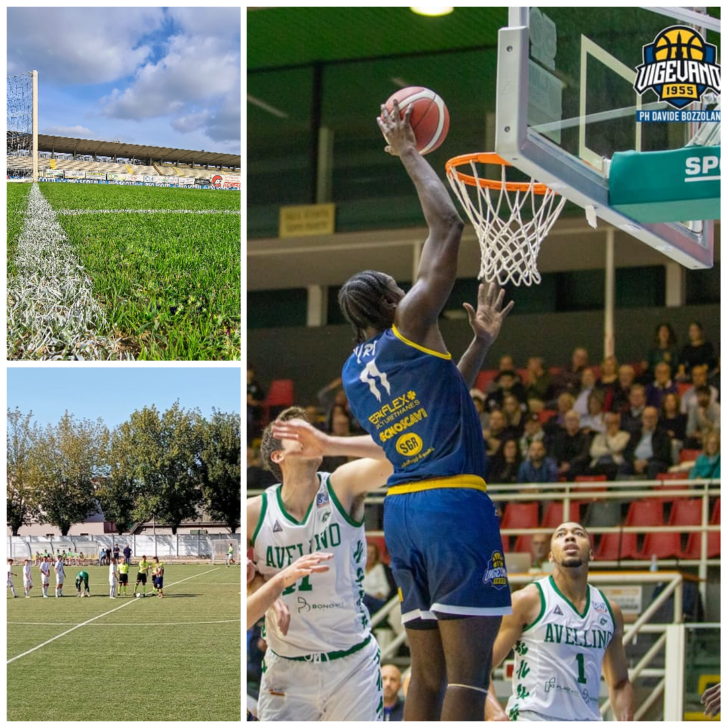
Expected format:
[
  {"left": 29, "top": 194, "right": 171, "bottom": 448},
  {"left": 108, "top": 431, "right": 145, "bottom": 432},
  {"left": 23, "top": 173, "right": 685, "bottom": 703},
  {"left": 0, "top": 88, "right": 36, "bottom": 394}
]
[{"left": 410, "top": 7, "right": 454, "bottom": 17}]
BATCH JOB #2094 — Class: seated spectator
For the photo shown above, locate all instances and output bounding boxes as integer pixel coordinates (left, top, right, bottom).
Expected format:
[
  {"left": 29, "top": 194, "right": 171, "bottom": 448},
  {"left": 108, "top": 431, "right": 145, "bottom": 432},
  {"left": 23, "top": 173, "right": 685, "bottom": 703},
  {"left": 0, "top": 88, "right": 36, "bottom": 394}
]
[
  {"left": 317, "top": 376, "right": 358, "bottom": 431},
  {"left": 486, "top": 370, "right": 527, "bottom": 412},
  {"left": 524, "top": 356, "right": 553, "bottom": 408},
  {"left": 685, "top": 386, "right": 721, "bottom": 449},
  {"left": 247, "top": 447, "right": 277, "bottom": 489},
  {"left": 484, "top": 409, "right": 520, "bottom": 457},
  {"left": 321, "top": 409, "right": 353, "bottom": 471},
  {"left": 646, "top": 361, "right": 678, "bottom": 409},
  {"left": 247, "top": 365, "right": 265, "bottom": 444},
  {"left": 680, "top": 364, "right": 719, "bottom": 414},
  {"left": 470, "top": 388, "right": 490, "bottom": 435},
  {"left": 304, "top": 404, "right": 325, "bottom": 431},
  {"left": 587, "top": 411, "right": 630, "bottom": 480},
  {"left": 619, "top": 407, "right": 672, "bottom": 480},
  {"left": 503, "top": 394, "right": 526, "bottom": 437},
  {"left": 610, "top": 364, "right": 636, "bottom": 414},
  {"left": 543, "top": 392, "right": 575, "bottom": 446},
  {"left": 689, "top": 432, "right": 720, "bottom": 480},
  {"left": 486, "top": 355, "right": 520, "bottom": 392},
  {"left": 489, "top": 439, "right": 522, "bottom": 485},
  {"left": 529, "top": 532, "right": 552, "bottom": 572},
  {"left": 382, "top": 664, "right": 405, "bottom": 721},
  {"left": 645, "top": 322, "right": 679, "bottom": 380},
  {"left": 659, "top": 392, "right": 687, "bottom": 443},
  {"left": 677, "top": 321, "right": 717, "bottom": 381},
  {"left": 551, "top": 347, "right": 589, "bottom": 399},
  {"left": 552, "top": 410, "right": 591, "bottom": 481},
  {"left": 621, "top": 384, "right": 647, "bottom": 434},
  {"left": 581, "top": 390, "right": 607, "bottom": 436},
  {"left": 518, "top": 440, "right": 559, "bottom": 484},
  {"left": 362, "top": 542, "right": 393, "bottom": 616},
  {"left": 520, "top": 413, "right": 546, "bottom": 459},
  {"left": 595, "top": 355, "right": 619, "bottom": 410},
  {"left": 573, "top": 368, "right": 597, "bottom": 417}
]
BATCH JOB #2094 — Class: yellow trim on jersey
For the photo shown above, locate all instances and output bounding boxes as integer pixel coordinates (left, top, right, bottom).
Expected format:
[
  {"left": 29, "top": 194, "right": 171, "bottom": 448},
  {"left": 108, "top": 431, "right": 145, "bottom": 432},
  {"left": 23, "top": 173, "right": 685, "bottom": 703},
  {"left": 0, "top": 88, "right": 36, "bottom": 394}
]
[
  {"left": 387, "top": 475, "right": 486, "bottom": 496},
  {"left": 391, "top": 326, "right": 452, "bottom": 360}
]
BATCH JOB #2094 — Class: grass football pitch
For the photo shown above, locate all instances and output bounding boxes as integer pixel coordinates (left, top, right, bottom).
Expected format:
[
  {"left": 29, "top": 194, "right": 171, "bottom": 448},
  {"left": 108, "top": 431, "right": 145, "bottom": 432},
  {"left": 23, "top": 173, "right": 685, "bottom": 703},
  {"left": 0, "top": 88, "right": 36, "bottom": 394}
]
[
  {"left": 7, "top": 183, "right": 240, "bottom": 360},
  {"left": 7, "top": 564, "right": 241, "bottom": 721}
]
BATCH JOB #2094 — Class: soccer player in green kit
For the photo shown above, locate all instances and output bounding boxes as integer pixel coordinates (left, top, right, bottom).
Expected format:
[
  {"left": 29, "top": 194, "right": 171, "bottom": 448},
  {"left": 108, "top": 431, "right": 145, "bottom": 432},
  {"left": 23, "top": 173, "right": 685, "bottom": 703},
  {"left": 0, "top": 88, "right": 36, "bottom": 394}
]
[
  {"left": 134, "top": 556, "right": 151, "bottom": 597},
  {"left": 118, "top": 559, "right": 130, "bottom": 596},
  {"left": 75, "top": 570, "right": 90, "bottom": 597}
]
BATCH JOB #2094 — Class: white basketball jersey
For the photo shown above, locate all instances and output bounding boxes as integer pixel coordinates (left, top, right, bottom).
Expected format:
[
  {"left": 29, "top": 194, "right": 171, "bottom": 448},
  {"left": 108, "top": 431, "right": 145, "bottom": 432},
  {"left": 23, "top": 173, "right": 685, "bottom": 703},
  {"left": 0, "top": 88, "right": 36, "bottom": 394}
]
[
  {"left": 505, "top": 576, "right": 615, "bottom": 721},
  {"left": 252, "top": 474, "right": 371, "bottom": 658}
]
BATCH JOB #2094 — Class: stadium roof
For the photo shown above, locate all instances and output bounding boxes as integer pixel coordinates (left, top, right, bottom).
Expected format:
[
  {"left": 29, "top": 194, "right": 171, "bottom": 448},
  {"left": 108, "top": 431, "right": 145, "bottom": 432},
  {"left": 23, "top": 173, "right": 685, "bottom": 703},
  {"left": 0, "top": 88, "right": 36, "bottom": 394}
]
[{"left": 37, "top": 134, "right": 240, "bottom": 168}]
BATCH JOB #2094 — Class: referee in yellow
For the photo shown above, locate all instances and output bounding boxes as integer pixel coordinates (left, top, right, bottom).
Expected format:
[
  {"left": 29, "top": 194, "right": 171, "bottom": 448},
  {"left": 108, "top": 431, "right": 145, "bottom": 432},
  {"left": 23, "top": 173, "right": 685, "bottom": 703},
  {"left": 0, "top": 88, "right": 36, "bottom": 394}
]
[{"left": 133, "top": 555, "right": 151, "bottom": 597}]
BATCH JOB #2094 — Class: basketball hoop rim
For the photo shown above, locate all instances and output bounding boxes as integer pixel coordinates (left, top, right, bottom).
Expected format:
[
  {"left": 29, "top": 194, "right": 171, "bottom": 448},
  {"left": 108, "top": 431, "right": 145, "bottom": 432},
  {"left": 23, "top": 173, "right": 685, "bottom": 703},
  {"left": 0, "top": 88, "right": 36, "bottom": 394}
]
[{"left": 445, "top": 152, "right": 553, "bottom": 195}]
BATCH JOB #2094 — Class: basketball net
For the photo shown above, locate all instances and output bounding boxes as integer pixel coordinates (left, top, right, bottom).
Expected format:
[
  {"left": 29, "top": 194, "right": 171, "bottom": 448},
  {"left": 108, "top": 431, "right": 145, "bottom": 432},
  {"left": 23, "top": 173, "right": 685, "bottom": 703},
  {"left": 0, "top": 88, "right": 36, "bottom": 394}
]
[{"left": 446, "top": 153, "right": 566, "bottom": 286}]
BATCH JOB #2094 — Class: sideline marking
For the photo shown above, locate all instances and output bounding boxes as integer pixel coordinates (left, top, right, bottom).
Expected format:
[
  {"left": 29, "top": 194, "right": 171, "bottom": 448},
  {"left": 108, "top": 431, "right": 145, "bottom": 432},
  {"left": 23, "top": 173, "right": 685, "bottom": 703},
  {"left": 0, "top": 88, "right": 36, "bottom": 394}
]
[
  {"left": 7, "top": 568, "right": 220, "bottom": 664},
  {"left": 8, "top": 619, "right": 238, "bottom": 626},
  {"left": 55, "top": 208, "right": 241, "bottom": 215}
]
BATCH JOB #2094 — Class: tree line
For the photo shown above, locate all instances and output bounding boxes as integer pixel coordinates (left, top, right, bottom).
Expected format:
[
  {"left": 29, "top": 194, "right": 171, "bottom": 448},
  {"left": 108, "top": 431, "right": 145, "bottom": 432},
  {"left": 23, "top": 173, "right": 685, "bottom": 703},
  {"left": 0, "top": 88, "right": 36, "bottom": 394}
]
[{"left": 7, "top": 403, "right": 241, "bottom": 536}]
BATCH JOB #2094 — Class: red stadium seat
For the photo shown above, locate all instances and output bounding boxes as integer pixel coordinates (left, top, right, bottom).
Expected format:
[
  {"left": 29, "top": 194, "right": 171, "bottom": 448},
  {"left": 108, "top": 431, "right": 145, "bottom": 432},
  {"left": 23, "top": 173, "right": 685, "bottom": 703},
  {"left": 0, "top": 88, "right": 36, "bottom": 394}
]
[
  {"left": 594, "top": 531, "right": 639, "bottom": 560},
  {"left": 475, "top": 370, "right": 499, "bottom": 392},
  {"left": 654, "top": 473, "right": 690, "bottom": 499},
  {"left": 538, "top": 409, "right": 557, "bottom": 424},
  {"left": 677, "top": 382, "right": 692, "bottom": 398},
  {"left": 541, "top": 501, "right": 582, "bottom": 528},
  {"left": 574, "top": 475, "right": 608, "bottom": 493},
  {"left": 624, "top": 499, "right": 664, "bottom": 527},
  {"left": 512, "top": 535, "right": 533, "bottom": 554},
  {"left": 668, "top": 499, "right": 702, "bottom": 526},
  {"left": 366, "top": 536, "right": 390, "bottom": 565},
  {"left": 678, "top": 497, "right": 720, "bottom": 559},
  {"left": 262, "top": 379, "right": 295, "bottom": 424},
  {"left": 638, "top": 532, "right": 680, "bottom": 559},
  {"left": 679, "top": 448, "right": 702, "bottom": 463},
  {"left": 711, "top": 497, "right": 720, "bottom": 525},
  {"left": 500, "top": 502, "right": 540, "bottom": 552}
]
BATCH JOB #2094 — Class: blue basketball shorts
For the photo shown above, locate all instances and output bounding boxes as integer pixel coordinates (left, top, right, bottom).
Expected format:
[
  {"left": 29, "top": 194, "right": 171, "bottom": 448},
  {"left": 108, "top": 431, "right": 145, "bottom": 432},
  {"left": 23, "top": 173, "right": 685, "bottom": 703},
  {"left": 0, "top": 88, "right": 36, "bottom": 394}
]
[{"left": 383, "top": 483, "right": 512, "bottom": 623}]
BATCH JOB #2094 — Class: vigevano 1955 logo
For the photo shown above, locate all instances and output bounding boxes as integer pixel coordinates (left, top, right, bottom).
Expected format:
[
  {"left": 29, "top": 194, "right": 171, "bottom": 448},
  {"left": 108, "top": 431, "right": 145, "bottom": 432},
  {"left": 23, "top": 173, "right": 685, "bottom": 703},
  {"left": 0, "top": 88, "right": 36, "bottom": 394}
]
[{"left": 633, "top": 25, "right": 720, "bottom": 109}]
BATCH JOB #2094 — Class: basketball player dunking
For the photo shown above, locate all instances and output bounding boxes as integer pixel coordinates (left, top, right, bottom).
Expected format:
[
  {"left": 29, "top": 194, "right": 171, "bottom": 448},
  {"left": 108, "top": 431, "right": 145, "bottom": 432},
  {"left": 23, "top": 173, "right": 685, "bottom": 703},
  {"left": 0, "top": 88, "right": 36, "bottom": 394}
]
[
  {"left": 486, "top": 522, "right": 634, "bottom": 721},
  {"left": 331, "top": 100, "right": 515, "bottom": 721}
]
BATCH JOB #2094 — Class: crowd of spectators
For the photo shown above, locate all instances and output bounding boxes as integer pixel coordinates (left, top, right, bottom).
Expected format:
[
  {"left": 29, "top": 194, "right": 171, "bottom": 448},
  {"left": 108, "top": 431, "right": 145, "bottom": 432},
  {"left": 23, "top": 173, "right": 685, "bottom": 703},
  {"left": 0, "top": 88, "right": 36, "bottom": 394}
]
[{"left": 247, "top": 321, "right": 720, "bottom": 486}]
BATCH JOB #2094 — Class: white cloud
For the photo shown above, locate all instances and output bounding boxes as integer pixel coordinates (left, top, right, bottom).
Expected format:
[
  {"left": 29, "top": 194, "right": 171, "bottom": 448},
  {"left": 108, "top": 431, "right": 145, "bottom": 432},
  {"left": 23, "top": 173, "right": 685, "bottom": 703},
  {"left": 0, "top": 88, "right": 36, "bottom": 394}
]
[
  {"left": 8, "top": 8, "right": 165, "bottom": 84},
  {"left": 166, "top": 7, "right": 240, "bottom": 41},
  {"left": 41, "top": 125, "right": 95, "bottom": 137}
]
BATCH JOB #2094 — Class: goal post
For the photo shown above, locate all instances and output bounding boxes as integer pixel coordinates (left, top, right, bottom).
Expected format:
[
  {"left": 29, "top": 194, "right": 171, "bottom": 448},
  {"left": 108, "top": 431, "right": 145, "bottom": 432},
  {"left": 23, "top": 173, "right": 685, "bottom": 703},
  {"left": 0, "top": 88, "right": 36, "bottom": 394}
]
[
  {"left": 7, "top": 70, "right": 38, "bottom": 182},
  {"left": 211, "top": 539, "right": 239, "bottom": 565}
]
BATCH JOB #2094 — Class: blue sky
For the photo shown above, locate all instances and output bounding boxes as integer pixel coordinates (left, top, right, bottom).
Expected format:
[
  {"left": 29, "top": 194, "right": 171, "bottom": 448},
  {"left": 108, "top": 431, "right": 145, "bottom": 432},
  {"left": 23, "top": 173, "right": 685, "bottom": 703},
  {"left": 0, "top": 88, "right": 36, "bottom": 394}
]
[
  {"left": 8, "top": 7, "right": 241, "bottom": 154},
  {"left": 8, "top": 367, "right": 241, "bottom": 429}
]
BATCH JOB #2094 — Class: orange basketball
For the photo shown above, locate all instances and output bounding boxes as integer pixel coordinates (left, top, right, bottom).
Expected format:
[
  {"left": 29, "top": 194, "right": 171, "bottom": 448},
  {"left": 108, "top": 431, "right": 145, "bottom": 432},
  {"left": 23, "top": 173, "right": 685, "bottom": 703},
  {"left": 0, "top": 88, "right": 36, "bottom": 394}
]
[{"left": 384, "top": 86, "right": 450, "bottom": 155}]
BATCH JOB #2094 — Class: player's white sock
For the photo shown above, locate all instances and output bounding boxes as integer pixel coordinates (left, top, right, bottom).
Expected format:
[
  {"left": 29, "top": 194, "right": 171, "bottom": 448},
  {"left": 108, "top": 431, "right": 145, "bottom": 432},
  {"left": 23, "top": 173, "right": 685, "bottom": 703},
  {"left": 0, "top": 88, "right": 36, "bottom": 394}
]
[{"left": 10, "top": 586, "right": 17, "bottom": 597}]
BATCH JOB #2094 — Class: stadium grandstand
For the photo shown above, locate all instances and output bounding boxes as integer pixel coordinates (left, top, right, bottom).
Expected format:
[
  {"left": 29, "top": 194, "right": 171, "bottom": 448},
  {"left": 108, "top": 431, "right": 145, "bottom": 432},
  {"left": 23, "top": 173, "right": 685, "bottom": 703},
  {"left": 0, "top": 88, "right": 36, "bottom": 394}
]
[{"left": 247, "top": 7, "right": 720, "bottom": 722}]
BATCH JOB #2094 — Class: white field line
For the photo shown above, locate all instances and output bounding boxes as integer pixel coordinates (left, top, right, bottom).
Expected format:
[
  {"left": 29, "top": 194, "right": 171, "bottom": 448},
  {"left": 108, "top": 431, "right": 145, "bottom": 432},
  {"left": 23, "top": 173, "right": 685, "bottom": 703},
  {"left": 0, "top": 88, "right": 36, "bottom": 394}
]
[
  {"left": 8, "top": 619, "right": 238, "bottom": 626},
  {"left": 7, "top": 183, "right": 132, "bottom": 360},
  {"left": 7, "top": 567, "right": 220, "bottom": 665},
  {"left": 55, "top": 209, "right": 241, "bottom": 215}
]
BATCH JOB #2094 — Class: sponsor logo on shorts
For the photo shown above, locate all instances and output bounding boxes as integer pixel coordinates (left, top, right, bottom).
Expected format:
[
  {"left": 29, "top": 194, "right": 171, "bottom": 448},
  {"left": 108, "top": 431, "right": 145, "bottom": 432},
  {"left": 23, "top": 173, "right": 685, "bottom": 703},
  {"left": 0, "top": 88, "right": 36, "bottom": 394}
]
[{"left": 482, "top": 550, "right": 508, "bottom": 589}]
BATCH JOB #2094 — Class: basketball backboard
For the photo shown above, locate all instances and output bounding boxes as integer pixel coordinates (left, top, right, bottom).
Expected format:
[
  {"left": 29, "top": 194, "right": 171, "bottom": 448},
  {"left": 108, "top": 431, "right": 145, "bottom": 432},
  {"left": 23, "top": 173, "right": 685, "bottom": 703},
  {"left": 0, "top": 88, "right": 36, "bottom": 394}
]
[{"left": 495, "top": 6, "right": 719, "bottom": 269}]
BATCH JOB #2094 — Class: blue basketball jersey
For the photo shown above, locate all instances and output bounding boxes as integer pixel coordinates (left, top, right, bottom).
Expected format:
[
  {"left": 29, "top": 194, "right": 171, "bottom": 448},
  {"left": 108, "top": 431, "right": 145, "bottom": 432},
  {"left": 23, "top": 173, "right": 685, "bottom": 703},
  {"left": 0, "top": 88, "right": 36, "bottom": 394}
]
[{"left": 342, "top": 326, "right": 487, "bottom": 487}]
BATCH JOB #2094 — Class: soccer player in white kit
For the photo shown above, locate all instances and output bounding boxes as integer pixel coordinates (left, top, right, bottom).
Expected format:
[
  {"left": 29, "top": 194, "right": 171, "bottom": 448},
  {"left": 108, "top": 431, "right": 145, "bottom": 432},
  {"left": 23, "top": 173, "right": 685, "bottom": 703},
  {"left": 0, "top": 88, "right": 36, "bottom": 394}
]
[
  {"left": 486, "top": 522, "right": 634, "bottom": 721},
  {"left": 7, "top": 558, "right": 18, "bottom": 598},
  {"left": 39, "top": 556, "right": 51, "bottom": 598},
  {"left": 248, "top": 407, "right": 394, "bottom": 722},
  {"left": 54, "top": 555, "right": 65, "bottom": 597},
  {"left": 22, "top": 559, "right": 33, "bottom": 598},
  {"left": 109, "top": 558, "right": 118, "bottom": 598}
]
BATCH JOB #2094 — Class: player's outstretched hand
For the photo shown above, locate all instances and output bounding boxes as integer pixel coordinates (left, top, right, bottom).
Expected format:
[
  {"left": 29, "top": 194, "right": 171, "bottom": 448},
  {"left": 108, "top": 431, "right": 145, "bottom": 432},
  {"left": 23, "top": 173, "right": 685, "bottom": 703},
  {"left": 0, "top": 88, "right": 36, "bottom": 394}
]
[
  {"left": 280, "top": 553, "right": 333, "bottom": 588},
  {"left": 377, "top": 100, "right": 417, "bottom": 157},
  {"left": 702, "top": 682, "right": 720, "bottom": 717},
  {"left": 271, "top": 418, "right": 328, "bottom": 458},
  {"left": 463, "top": 282, "right": 514, "bottom": 347}
]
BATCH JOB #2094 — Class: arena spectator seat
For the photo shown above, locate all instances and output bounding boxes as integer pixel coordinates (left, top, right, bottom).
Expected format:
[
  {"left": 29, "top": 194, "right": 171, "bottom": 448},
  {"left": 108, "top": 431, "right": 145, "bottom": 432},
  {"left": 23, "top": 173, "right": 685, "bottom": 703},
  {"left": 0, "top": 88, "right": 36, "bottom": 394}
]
[
  {"left": 500, "top": 502, "right": 540, "bottom": 551},
  {"left": 541, "top": 500, "right": 582, "bottom": 528},
  {"left": 262, "top": 379, "right": 294, "bottom": 423},
  {"left": 366, "top": 535, "right": 390, "bottom": 565},
  {"left": 679, "top": 448, "right": 703, "bottom": 463}
]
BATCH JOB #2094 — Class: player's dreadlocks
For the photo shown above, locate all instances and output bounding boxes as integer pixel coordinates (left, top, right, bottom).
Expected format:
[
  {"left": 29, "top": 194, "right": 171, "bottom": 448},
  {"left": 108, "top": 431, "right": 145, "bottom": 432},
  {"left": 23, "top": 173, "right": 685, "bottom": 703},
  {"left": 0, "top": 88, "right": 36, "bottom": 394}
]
[
  {"left": 260, "top": 406, "right": 308, "bottom": 482},
  {"left": 338, "top": 270, "right": 397, "bottom": 344}
]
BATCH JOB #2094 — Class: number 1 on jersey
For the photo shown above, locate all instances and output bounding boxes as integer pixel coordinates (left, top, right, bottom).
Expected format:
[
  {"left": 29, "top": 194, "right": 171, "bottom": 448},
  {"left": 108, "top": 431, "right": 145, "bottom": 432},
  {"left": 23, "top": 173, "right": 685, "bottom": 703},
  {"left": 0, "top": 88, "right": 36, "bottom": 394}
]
[
  {"left": 281, "top": 575, "right": 313, "bottom": 596},
  {"left": 575, "top": 653, "right": 587, "bottom": 684}
]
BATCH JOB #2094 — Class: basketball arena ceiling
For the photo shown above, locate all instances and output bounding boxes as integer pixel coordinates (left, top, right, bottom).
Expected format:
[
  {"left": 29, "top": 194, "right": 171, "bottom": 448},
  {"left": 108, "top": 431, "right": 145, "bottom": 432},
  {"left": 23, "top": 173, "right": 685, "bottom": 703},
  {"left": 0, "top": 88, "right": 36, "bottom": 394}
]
[
  {"left": 247, "top": 7, "right": 719, "bottom": 71},
  {"left": 37, "top": 135, "right": 241, "bottom": 168}
]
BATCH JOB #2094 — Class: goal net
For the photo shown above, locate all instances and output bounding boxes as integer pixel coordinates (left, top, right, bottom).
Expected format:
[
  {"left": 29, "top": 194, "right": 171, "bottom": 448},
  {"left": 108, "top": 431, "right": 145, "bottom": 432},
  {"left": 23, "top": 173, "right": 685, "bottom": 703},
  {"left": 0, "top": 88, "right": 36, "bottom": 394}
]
[
  {"left": 211, "top": 539, "right": 239, "bottom": 565},
  {"left": 7, "top": 71, "right": 38, "bottom": 181}
]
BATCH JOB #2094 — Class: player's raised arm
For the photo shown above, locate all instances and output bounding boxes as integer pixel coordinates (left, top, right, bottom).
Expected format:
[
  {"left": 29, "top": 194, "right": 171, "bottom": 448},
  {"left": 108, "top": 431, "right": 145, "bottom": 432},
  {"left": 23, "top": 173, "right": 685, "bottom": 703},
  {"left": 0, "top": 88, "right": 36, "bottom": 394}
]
[
  {"left": 377, "top": 101, "right": 464, "bottom": 347},
  {"left": 458, "top": 283, "right": 515, "bottom": 389},
  {"left": 602, "top": 600, "right": 634, "bottom": 721}
]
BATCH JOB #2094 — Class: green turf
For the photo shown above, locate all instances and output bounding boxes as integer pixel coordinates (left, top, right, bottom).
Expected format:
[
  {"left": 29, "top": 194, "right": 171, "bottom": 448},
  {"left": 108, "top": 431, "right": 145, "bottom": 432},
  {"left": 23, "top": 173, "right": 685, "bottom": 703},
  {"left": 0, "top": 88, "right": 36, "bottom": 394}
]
[
  {"left": 7, "top": 183, "right": 32, "bottom": 279},
  {"left": 7, "top": 564, "right": 241, "bottom": 721},
  {"left": 33, "top": 184, "right": 241, "bottom": 360}
]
